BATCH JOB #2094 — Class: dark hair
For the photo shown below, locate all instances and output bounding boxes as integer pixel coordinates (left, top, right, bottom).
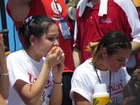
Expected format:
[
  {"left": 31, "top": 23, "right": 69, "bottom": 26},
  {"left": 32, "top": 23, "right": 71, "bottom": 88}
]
[
  {"left": 18, "top": 15, "right": 56, "bottom": 48},
  {"left": 86, "top": 30, "right": 132, "bottom": 65}
]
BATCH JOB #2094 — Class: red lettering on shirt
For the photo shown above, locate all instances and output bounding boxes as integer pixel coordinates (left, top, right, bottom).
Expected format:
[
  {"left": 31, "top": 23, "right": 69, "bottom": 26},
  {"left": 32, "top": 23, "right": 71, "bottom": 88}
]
[{"left": 28, "top": 73, "right": 52, "bottom": 89}]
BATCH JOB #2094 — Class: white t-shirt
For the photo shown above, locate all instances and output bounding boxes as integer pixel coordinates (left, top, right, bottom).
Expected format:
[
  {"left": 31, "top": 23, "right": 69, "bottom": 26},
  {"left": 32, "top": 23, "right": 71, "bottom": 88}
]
[
  {"left": 7, "top": 50, "right": 53, "bottom": 105},
  {"left": 70, "top": 58, "right": 131, "bottom": 105}
]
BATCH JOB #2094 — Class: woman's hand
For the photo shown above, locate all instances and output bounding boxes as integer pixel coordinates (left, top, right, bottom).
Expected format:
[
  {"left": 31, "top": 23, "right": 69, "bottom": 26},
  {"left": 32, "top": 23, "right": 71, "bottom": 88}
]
[
  {"left": 0, "top": 94, "right": 7, "bottom": 105},
  {"left": 0, "top": 34, "right": 5, "bottom": 63},
  {"left": 51, "top": 46, "right": 65, "bottom": 82},
  {"left": 121, "top": 96, "right": 138, "bottom": 105},
  {"left": 52, "top": 57, "right": 64, "bottom": 83},
  {"left": 44, "top": 46, "right": 64, "bottom": 69}
]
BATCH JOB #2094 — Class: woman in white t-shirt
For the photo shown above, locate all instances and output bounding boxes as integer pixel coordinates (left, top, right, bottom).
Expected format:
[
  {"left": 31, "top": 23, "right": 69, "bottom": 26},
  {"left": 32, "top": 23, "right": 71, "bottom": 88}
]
[
  {"left": 7, "top": 15, "right": 64, "bottom": 105},
  {"left": 70, "top": 30, "right": 138, "bottom": 105}
]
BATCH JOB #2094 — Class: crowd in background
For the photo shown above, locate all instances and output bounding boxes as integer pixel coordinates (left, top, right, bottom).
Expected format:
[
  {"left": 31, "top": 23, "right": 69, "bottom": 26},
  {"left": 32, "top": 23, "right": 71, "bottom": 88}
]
[{"left": 0, "top": 0, "right": 140, "bottom": 105}]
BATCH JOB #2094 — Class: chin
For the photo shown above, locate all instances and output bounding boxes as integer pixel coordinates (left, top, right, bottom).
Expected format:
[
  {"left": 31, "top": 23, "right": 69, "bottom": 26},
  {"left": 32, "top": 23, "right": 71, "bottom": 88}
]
[
  {"left": 111, "top": 68, "right": 119, "bottom": 72},
  {"left": 114, "top": 70, "right": 119, "bottom": 73},
  {"left": 44, "top": 53, "right": 47, "bottom": 57}
]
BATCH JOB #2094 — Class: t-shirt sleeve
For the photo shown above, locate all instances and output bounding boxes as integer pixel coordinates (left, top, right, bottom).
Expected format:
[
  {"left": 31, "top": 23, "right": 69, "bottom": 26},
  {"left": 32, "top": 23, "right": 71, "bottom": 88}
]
[
  {"left": 6, "top": 54, "right": 30, "bottom": 88},
  {"left": 70, "top": 79, "right": 92, "bottom": 102},
  {"left": 70, "top": 66, "right": 93, "bottom": 103}
]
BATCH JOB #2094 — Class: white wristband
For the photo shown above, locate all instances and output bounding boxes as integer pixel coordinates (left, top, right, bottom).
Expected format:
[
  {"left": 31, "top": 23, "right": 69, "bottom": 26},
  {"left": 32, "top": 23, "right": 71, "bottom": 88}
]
[{"left": 0, "top": 71, "right": 8, "bottom": 76}]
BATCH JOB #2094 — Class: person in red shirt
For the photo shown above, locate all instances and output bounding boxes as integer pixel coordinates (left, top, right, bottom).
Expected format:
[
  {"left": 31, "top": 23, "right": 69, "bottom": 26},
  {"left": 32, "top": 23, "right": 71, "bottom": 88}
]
[
  {"left": 7, "top": 0, "right": 75, "bottom": 105},
  {"left": 73, "top": 0, "right": 140, "bottom": 75}
]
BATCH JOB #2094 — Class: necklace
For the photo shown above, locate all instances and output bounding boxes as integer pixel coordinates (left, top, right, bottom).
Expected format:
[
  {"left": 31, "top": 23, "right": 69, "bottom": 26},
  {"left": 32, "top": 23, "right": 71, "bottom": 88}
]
[{"left": 94, "top": 66, "right": 111, "bottom": 97}]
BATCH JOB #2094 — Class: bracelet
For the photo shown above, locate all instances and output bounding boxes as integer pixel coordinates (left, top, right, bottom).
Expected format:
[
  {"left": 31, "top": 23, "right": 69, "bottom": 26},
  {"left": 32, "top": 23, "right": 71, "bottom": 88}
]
[
  {"left": 53, "top": 80, "right": 62, "bottom": 84},
  {"left": 0, "top": 71, "right": 9, "bottom": 76}
]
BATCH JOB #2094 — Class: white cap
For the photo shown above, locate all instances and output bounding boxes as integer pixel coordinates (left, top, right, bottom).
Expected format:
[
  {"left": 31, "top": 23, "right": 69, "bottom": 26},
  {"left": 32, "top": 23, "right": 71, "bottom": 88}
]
[{"left": 94, "top": 84, "right": 107, "bottom": 93}]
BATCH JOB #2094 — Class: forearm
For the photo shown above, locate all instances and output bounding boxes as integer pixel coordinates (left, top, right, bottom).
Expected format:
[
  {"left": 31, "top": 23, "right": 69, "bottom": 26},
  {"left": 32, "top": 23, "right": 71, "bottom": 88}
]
[
  {"left": 8, "top": 0, "right": 31, "bottom": 21},
  {"left": 8, "top": 0, "right": 31, "bottom": 4},
  {"left": 21, "top": 63, "right": 51, "bottom": 104},
  {"left": 0, "top": 59, "right": 9, "bottom": 99},
  {"left": 49, "top": 83, "right": 62, "bottom": 105},
  {"left": 73, "top": 47, "right": 81, "bottom": 67},
  {"left": 131, "top": 41, "right": 140, "bottom": 55}
]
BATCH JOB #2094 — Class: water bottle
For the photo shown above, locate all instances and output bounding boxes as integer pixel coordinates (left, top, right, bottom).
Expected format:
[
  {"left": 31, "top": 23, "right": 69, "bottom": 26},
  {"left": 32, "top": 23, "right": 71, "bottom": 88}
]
[{"left": 92, "top": 84, "right": 110, "bottom": 105}]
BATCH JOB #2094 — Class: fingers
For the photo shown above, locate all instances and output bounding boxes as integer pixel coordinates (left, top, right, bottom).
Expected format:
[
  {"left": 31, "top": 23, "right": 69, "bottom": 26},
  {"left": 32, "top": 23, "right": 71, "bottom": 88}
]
[
  {"left": 61, "top": 52, "right": 65, "bottom": 57},
  {"left": 0, "top": 34, "right": 5, "bottom": 51},
  {"left": 51, "top": 46, "right": 65, "bottom": 59},
  {"left": 57, "top": 50, "right": 65, "bottom": 62},
  {"left": 122, "top": 96, "right": 138, "bottom": 105},
  {"left": 0, "top": 34, "right": 4, "bottom": 43},
  {"left": 131, "top": 69, "right": 140, "bottom": 80},
  {"left": 45, "top": 46, "right": 65, "bottom": 67},
  {"left": 51, "top": 46, "right": 64, "bottom": 56}
]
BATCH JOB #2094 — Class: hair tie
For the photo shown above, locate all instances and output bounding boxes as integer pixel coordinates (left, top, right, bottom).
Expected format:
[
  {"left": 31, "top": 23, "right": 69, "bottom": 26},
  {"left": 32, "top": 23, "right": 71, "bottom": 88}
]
[{"left": 23, "top": 16, "right": 33, "bottom": 25}]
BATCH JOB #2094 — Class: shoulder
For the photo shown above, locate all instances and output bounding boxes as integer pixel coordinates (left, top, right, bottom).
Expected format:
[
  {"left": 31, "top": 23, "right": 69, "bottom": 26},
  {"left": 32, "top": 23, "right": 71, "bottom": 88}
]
[
  {"left": 76, "top": 58, "right": 93, "bottom": 71},
  {"left": 76, "top": 0, "right": 89, "bottom": 17},
  {"left": 73, "top": 58, "right": 94, "bottom": 78},
  {"left": 114, "top": 0, "right": 128, "bottom": 4},
  {"left": 114, "top": 0, "right": 135, "bottom": 9},
  {"left": 7, "top": 0, "right": 32, "bottom": 21},
  {"left": 7, "top": 50, "right": 26, "bottom": 61}
]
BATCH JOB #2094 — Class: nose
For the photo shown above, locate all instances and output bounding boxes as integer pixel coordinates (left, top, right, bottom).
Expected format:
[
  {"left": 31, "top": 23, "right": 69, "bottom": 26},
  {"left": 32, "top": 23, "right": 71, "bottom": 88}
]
[{"left": 53, "top": 40, "right": 59, "bottom": 46}]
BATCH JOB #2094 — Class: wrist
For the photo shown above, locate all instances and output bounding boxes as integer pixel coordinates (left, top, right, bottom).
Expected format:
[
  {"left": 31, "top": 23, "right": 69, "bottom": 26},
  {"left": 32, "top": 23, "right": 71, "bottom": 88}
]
[
  {"left": 53, "top": 76, "right": 62, "bottom": 83},
  {"left": 0, "top": 65, "right": 8, "bottom": 73},
  {"left": 53, "top": 76, "right": 62, "bottom": 84},
  {"left": 0, "top": 70, "right": 8, "bottom": 76},
  {"left": 53, "top": 80, "right": 63, "bottom": 86},
  {"left": 42, "top": 62, "right": 51, "bottom": 71},
  {"left": 53, "top": 80, "right": 62, "bottom": 84}
]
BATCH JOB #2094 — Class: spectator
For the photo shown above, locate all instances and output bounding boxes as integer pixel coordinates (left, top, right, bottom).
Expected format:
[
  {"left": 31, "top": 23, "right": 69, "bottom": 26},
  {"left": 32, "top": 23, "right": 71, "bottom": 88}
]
[
  {"left": 7, "top": 0, "right": 75, "bottom": 105},
  {"left": 7, "top": 15, "right": 64, "bottom": 105},
  {"left": 0, "top": 33, "right": 9, "bottom": 105},
  {"left": 70, "top": 30, "right": 138, "bottom": 105}
]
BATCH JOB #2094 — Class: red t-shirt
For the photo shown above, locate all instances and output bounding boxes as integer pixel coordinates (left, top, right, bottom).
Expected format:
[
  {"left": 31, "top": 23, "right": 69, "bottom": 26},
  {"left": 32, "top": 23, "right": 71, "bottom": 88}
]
[
  {"left": 75, "top": 0, "right": 132, "bottom": 63},
  {"left": 7, "top": 0, "right": 75, "bottom": 72}
]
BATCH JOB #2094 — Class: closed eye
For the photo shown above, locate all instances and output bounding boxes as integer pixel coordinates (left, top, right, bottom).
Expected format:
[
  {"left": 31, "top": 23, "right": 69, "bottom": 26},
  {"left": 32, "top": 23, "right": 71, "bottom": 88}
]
[{"left": 117, "top": 59, "right": 123, "bottom": 62}]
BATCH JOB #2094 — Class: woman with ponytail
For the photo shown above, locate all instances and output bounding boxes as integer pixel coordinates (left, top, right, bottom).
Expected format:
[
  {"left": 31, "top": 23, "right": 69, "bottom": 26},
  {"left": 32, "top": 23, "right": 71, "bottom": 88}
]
[
  {"left": 7, "top": 15, "right": 64, "bottom": 105},
  {"left": 70, "top": 30, "right": 138, "bottom": 105}
]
